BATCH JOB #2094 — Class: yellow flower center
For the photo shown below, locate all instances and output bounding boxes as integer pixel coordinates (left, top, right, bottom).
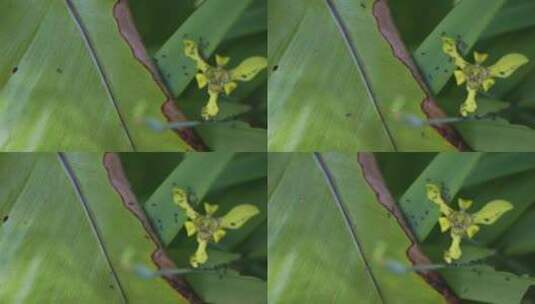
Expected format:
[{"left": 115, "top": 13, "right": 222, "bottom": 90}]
[
  {"left": 205, "top": 66, "right": 231, "bottom": 94},
  {"left": 447, "top": 209, "right": 473, "bottom": 236},
  {"left": 194, "top": 215, "right": 221, "bottom": 241},
  {"left": 464, "top": 64, "right": 491, "bottom": 90}
]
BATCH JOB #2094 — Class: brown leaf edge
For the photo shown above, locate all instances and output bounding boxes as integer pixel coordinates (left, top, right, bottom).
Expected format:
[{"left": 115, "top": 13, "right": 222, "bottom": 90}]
[
  {"left": 103, "top": 153, "right": 203, "bottom": 304},
  {"left": 372, "top": 0, "right": 469, "bottom": 151},
  {"left": 113, "top": 0, "right": 206, "bottom": 151},
  {"left": 358, "top": 153, "right": 460, "bottom": 304}
]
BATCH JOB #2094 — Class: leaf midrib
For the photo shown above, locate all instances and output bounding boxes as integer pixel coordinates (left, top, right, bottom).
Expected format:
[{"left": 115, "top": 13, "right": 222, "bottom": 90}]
[
  {"left": 64, "top": 0, "right": 136, "bottom": 151},
  {"left": 313, "top": 153, "right": 385, "bottom": 303},
  {"left": 324, "top": 0, "right": 397, "bottom": 151},
  {"left": 57, "top": 152, "right": 128, "bottom": 303}
]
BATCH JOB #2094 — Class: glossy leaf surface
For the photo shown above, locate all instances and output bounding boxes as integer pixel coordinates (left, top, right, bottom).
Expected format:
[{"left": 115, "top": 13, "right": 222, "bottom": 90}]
[
  {"left": 0, "top": 0, "right": 189, "bottom": 151},
  {"left": 0, "top": 153, "right": 187, "bottom": 303}
]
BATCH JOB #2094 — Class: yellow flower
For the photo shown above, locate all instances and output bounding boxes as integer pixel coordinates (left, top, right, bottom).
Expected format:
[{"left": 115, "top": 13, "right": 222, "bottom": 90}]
[
  {"left": 173, "top": 187, "right": 260, "bottom": 267},
  {"left": 442, "top": 37, "right": 528, "bottom": 116},
  {"left": 183, "top": 40, "right": 267, "bottom": 120},
  {"left": 426, "top": 183, "right": 513, "bottom": 263}
]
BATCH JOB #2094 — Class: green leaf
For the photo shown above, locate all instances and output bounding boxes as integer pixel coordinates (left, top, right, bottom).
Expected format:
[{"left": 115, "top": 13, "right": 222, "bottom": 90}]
[
  {"left": 422, "top": 243, "right": 495, "bottom": 264},
  {"left": 498, "top": 206, "right": 535, "bottom": 255},
  {"left": 0, "top": 153, "right": 189, "bottom": 303},
  {"left": 454, "top": 120, "right": 535, "bottom": 152},
  {"left": 0, "top": 0, "right": 191, "bottom": 151},
  {"left": 268, "top": 0, "right": 456, "bottom": 152},
  {"left": 375, "top": 152, "right": 436, "bottom": 200},
  {"left": 388, "top": 0, "right": 452, "bottom": 50},
  {"left": 440, "top": 265, "right": 535, "bottom": 304},
  {"left": 225, "top": 0, "right": 267, "bottom": 40},
  {"left": 119, "top": 152, "right": 184, "bottom": 201},
  {"left": 482, "top": 0, "right": 535, "bottom": 39},
  {"left": 186, "top": 273, "right": 266, "bottom": 304},
  {"left": 414, "top": 0, "right": 508, "bottom": 94},
  {"left": 195, "top": 123, "right": 267, "bottom": 152},
  {"left": 399, "top": 153, "right": 483, "bottom": 241},
  {"left": 129, "top": 0, "right": 196, "bottom": 54},
  {"left": 268, "top": 153, "right": 450, "bottom": 302},
  {"left": 463, "top": 153, "right": 535, "bottom": 187}
]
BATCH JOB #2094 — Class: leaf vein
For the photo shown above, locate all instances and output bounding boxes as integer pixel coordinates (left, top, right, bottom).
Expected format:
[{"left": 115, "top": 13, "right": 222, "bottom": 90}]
[
  {"left": 313, "top": 153, "right": 385, "bottom": 303},
  {"left": 58, "top": 152, "right": 128, "bottom": 303},
  {"left": 64, "top": 0, "right": 136, "bottom": 151},
  {"left": 324, "top": 0, "right": 397, "bottom": 151}
]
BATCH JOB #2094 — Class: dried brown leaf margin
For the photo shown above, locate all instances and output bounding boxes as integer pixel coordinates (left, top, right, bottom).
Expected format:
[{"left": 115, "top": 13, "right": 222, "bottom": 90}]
[
  {"left": 358, "top": 152, "right": 460, "bottom": 303},
  {"left": 104, "top": 153, "right": 202, "bottom": 304},
  {"left": 372, "top": 0, "right": 468, "bottom": 151},
  {"left": 113, "top": 0, "right": 206, "bottom": 151}
]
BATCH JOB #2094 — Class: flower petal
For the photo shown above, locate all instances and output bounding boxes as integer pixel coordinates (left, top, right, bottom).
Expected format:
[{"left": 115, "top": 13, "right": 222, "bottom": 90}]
[
  {"left": 224, "top": 81, "right": 238, "bottom": 95},
  {"left": 458, "top": 198, "right": 472, "bottom": 210},
  {"left": 173, "top": 187, "right": 198, "bottom": 220},
  {"left": 442, "top": 37, "right": 467, "bottom": 69},
  {"left": 444, "top": 233, "right": 462, "bottom": 263},
  {"left": 466, "top": 224, "right": 480, "bottom": 238},
  {"left": 216, "top": 54, "right": 230, "bottom": 67},
  {"left": 489, "top": 54, "right": 529, "bottom": 78},
  {"left": 184, "top": 221, "right": 197, "bottom": 237},
  {"left": 213, "top": 229, "right": 226, "bottom": 243},
  {"left": 473, "top": 200, "right": 513, "bottom": 225},
  {"left": 183, "top": 40, "right": 209, "bottom": 72},
  {"left": 482, "top": 78, "right": 495, "bottom": 92},
  {"left": 190, "top": 239, "right": 208, "bottom": 268},
  {"left": 438, "top": 216, "right": 451, "bottom": 232},
  {"left": 230, "top": 57, "right": 267, "bottom": 82},
  {"left": 426, "top": 184, "right": 452, "bottom": 216},
  {"left": 220, "top": 204, "right": 260, "bottom": 229},
  {"left": 460, "top": 88, "right": 477, "bottom": 117},
  {"left": 473, "top": 51, "right": 488, "bottom": 64},
  {"left": 453, "top": 70, "right": 467, "bottom": 86},
  {"left": 202, "top": 91, "right": 220, "bottom": 120},
  {"left": 204, "top": 203, "right": 219, "bottom": 215},
  {"left": 195, "top": 73, "right": 208, "bottom": 89}
]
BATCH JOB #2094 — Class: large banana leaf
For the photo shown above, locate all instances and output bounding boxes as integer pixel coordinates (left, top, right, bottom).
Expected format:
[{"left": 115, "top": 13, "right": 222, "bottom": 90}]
[
  {"left": 268, "top": 152, "right": 455, "bottom": 302},
  {"left": 0, "top": 153, "right": 195, "bottom": 303},
  {"left": 268, "top": 0, "right": 461, "bottom": 152},
  {"left": 0, "top": 0, "right": 193, "bottom": 151}
]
